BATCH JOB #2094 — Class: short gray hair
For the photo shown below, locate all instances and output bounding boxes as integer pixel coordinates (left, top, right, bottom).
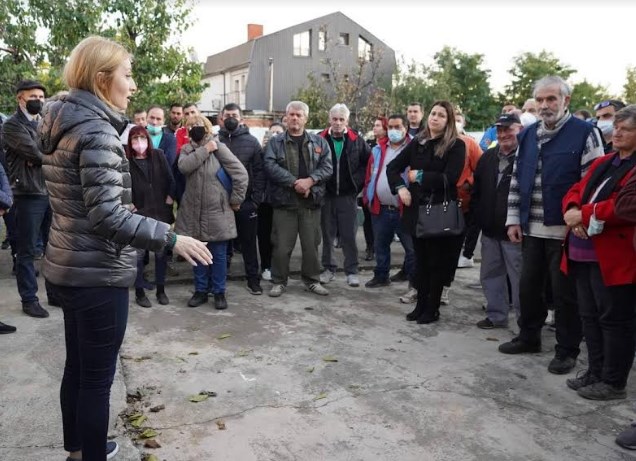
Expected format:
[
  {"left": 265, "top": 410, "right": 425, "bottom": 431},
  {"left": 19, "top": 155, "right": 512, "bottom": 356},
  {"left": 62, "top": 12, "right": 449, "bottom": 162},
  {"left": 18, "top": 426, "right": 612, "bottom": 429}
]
[
  {"left": 614, "top": 104, "right": 636, "bottom": 127},
  {"left": 329, "top": 103, "right": 350, "bottom": 120},
  {"left": 286, "top": 101, "right": 309, "bottom": 118},
  {"left": 533, "top": 76, "right": 572, "bottom": 98}
]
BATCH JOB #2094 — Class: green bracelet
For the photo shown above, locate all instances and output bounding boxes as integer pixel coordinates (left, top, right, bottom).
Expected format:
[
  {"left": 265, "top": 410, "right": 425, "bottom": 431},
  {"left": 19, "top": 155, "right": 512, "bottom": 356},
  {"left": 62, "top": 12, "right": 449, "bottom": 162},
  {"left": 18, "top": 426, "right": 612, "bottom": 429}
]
[{"left": 165, "top": 231, "right": 177, "bottom": 250}]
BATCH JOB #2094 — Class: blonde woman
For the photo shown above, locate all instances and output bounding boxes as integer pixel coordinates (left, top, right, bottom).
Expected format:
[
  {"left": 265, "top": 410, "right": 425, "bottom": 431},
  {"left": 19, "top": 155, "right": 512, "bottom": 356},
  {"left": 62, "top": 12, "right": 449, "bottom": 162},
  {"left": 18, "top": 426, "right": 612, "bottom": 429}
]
[{"left": 39, "top": 36, "right": 211, "bottom": 461}]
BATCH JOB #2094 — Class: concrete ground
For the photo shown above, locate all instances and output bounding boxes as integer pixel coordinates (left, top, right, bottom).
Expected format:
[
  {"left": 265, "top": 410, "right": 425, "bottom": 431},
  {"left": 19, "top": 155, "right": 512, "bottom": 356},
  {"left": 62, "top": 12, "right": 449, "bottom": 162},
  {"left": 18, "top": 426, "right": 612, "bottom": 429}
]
[{"left": 1, "top": 235, "right": 635, "bottom": 461}]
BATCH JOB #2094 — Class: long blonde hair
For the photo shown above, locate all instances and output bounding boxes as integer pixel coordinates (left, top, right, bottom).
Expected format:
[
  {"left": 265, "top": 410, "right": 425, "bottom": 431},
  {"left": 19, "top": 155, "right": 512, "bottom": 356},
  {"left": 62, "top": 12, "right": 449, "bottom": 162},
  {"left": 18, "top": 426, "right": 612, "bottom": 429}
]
[
  {"left": 63, "top": 36, "right": 131, "bottom": 111},
  {"left": 418, "top": 100, "right": 458, "bottom": 158}
]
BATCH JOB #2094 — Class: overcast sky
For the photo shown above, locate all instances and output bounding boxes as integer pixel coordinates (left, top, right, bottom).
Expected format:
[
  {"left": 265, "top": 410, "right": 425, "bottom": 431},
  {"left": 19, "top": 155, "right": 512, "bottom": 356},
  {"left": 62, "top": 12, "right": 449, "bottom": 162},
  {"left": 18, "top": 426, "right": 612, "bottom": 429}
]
[{"left": 183, "top": 1, "right": 635, "bottom": 97}]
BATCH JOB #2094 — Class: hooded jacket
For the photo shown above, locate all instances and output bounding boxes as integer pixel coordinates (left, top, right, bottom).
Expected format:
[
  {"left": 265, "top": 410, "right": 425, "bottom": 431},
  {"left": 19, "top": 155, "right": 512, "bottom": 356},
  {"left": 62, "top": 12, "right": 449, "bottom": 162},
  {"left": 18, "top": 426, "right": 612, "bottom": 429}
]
[
  {"left": 318, "top": 127, "right": 370, "bottom": 196},
  {"left": 38, "top": 89, "right": 171, "bottom": 287}
]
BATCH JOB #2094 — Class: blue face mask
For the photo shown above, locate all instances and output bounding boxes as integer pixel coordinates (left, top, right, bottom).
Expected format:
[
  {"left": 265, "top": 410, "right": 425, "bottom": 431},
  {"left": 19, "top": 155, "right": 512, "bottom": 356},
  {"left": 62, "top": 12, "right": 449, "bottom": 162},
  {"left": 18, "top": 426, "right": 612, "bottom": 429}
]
[
  {"left": 388, "top": 129, "right": 404, "bottom": 143},
  {"left": 146, "top": 124, "right": 162, "bottom": 136}
]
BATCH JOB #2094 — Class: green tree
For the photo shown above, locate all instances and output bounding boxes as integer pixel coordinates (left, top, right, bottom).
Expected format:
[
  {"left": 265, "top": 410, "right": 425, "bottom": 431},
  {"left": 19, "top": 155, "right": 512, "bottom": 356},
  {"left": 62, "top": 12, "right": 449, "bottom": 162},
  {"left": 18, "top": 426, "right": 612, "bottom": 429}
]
[
  {"left": 294, "top": 74, "right": 331, "bottom": 128},
  {"left": 391, "top": 60, "right": 435, "bottom": 116},
  {"left": 570, "top": 80, "right": 611, "bottom": 113},
  {"left": 624, "top": 66, "right": 636, "bottom": 103},
  {"left": 504, "top": 50, "right": 576, "bottom": 107}
]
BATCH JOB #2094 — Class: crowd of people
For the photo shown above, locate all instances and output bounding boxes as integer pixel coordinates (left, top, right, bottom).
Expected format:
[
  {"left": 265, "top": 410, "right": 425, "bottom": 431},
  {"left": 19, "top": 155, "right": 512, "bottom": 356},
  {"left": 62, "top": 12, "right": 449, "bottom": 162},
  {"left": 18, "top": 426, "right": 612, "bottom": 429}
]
[{"left": 0, "top": 34, "right": 635, "bottom": 459}]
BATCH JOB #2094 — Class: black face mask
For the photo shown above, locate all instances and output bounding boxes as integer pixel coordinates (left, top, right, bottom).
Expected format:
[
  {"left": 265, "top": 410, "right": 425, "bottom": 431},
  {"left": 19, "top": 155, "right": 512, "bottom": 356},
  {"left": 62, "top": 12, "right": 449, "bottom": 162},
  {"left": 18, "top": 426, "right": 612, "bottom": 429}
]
[
  {"left": 26, "top": 99, "right": 43, "bottom": 115},
  {"left": 223, "top": 118, "right": 239, "bottom": 131},
  {"left": 189, "top": 126, "right": 206, "bottom": 143}
]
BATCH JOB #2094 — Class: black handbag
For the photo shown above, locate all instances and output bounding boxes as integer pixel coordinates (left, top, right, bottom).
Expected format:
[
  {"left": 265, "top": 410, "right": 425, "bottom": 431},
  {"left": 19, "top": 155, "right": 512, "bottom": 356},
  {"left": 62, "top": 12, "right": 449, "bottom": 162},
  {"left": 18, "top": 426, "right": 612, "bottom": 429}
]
[{"left": 415, "top": 175, "right": 465, "bottom": 238}]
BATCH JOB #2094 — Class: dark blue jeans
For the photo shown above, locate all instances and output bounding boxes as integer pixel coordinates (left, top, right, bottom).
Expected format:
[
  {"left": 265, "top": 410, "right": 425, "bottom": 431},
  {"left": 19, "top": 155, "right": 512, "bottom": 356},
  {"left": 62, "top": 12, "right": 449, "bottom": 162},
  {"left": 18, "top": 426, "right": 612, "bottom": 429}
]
[
  {"left": 371, "top": 206, "right": 415, "bottom": 281},
  {"left": 235, "top": 201, "right": 260, "bottom": 283},
  {"left": 14, "top": 195, "right": 51, "bottom": 303},
  {"left": 49, "top": 283, "right": 128, "bottom": 461},
  {"left": 135, "top": 249, "right": 167, "bottom": 288},
  {"left": 193, "top": 241, "right": 227, "bottom": 294}
]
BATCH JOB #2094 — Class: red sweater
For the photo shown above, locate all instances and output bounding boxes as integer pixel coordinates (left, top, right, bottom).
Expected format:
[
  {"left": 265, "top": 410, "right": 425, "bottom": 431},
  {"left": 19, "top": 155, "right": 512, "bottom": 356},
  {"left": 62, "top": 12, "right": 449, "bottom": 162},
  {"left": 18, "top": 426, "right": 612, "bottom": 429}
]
[{"left": 561, "top": 154, "right": 636, "bottom": 286}]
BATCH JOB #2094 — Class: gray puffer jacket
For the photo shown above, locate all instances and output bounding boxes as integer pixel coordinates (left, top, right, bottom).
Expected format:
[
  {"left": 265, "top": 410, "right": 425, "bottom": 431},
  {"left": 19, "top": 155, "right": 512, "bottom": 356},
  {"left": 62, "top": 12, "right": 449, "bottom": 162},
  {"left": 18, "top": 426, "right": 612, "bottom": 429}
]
[{"left": 38, "top": 89, "right": 170, "bottom": 287}]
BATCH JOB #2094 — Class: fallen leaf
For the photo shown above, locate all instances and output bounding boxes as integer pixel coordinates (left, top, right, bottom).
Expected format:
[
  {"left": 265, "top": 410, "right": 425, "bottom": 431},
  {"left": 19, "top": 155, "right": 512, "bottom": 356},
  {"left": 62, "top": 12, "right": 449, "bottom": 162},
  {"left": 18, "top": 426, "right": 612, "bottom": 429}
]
[
  {"left": 120, "top": 354, "right": 133, "bottom": 360},
  {"left": 486, "top": 337, "right": 499, "bottom": 342},
  {"left": 149, "top": 404, "right": 165, "bottom": 413},
  {"left": 322, "top": 356, "right": 338, "bottom": 362},
  {"left": 200, "top": 390, "right": 218, "bottom": 397},
  {"left": 216, "top": 420, "right": 226, "bottom": 430},
  {"left": 237, "top": 348, "right": 252, "bottom": 357},
  {"left": 134, "top": 356, "right": 152, "bottom": 362},
  {"left": 217, "top": 333, "right": 232, "bottom": 340},
  {"left": 348, "top": 384, "right": 361, "bottom": 389},
  {"left": 130, "top": 415, "right": 147, "bottom": 428},
  {"left": 313, "top": 392, "right": 328, "bottom": 401},
  {"left": 188, "top": 351, "right": 199, "bottom": 355},
  {"left": 142, "top": 454, "right": 159, "bottom": 461},
  {"left": 306, "top": 367, "right": 315, "bottom": 373},
  {"left": 138, "top": 429, "right": 158, "bottom": 439},
  {"left": 188, "top": 394, "right": 209, "bottom": 403},
  {"left": 176, "top": 357, "right": 187, "bottom": 363},
  {"left": 144, "top": 439, "right": 162, "bottom": 448}
]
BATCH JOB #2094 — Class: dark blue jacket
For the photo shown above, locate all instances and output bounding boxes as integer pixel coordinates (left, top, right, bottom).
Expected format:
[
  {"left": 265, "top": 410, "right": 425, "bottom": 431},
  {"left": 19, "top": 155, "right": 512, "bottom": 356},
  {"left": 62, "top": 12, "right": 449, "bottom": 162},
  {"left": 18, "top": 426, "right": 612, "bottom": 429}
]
[
  {"left": 517, "top": 117, "right": 592, "bottom": 231},
  {"left": 158, "top": 127, "right": 177, "bottom": 167}
]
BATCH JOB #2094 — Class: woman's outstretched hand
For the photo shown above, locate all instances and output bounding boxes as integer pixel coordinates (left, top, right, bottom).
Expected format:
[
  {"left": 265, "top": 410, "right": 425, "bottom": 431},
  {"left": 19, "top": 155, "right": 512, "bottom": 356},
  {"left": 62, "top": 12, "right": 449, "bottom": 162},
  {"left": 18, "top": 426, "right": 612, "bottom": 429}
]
[{"left": 173, "top": 235, "right": 213, "bottom": 266}]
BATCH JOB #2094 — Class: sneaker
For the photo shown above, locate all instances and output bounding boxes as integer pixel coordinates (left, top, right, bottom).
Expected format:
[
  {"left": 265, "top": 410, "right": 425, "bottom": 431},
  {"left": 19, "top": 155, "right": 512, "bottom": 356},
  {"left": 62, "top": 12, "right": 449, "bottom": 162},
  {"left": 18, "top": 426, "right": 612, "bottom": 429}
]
[
  {"left": 365, "top": 277, "right": 390, "bottom": 288},
  {"left": 1, "top": 239, "right": 9, "bottom": 250},
  {"left": 440, "top": 286, "right": 450, "bottom": 305},
  {"left": 615, "top": 422, "right": 636, "bottom": 450},
  {"left": 261, "top": 269, "right": 272, "bottom": 281},
  {"left": 498, "top": 336, "right": 541, "bottom": 354},
  {"left": 135, "top": 296, "right": 152, "bottom": 308},
  {"left": 400, "top": 287, "right": 417, "bottom": 304},
  {"left": 214, "top": 293, "right": 228, "bottom": 310},
  {"left": 457, "top": 255, "right": 474, "bottom": 268},
  {"left": 476, "top": 318, "right": 507, "bottom": 329},
  {"left": 566, "top": 369, "right": 601, "bottom": 391},
  {"left": 247, "top": 280, "right": 263, "bottom": 295},
  {"left": 390, "top": 269, "right": 408, "bottom": 282},
  {"left": 269, "top": 284, "right": 286, "bottom": 297},
  {"left": 548, "top": 355, "right": 576, "bottom": 375},
  {"left": 187, "top": 291, "right": 208, "bottom": 307},
  {"left": 305, "top": 282, "right": 329, "bottom": 296},
  {"left": 22, "top": 301, "right": 49, "bottom": 318},
  {"left": 106, "top": 440, "right": 119, "bottom": 459},
  {"left": 320, "top": 270, "right": 336, "bottom": 284},
  {"left": 577, "top": 381, "right": 626, "bottom": 401},
  {"left": 156, "top": 292, "right": 170, "bottom": 305},
  {"left": 0, "top": 321, "right": 17, "bottom": 334},
  {"left": 346, "top": 274, "right": 360, "bottom": 287}
]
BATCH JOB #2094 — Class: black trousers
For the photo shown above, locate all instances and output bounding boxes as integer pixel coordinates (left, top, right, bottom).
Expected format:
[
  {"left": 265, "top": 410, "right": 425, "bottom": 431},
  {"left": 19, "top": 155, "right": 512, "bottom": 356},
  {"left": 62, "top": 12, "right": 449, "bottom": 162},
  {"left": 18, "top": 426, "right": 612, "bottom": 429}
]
[
  {"left": 414, "top": 234, "right": 465, "bottom": 316},
  {"left": 571, "top": 262, "right": 635, "bottom": 388},
  {"left": 462, "top": 210, "right": 481, "bottom": 259},
  {"left": 235, "top": 201, "right": 260, "bottom": 283},
  {"left": 358, "top": 197, "right": 374, "bottom": 251},
  {"left": 517, "top": 236, "right": 581, "bottom": 358},
  {"left": 257, "top": 202, "right": 273, "bottom": 272}
]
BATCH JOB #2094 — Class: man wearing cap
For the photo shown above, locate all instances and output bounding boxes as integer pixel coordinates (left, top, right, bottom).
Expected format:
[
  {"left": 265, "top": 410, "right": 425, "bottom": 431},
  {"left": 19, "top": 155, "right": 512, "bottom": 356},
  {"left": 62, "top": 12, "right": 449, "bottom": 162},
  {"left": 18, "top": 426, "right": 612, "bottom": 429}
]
[
  {"left": 471, "top": 113, "right": 523, "bottom": 329},
  {"left": 595, "top": 99, "right": 626, "bottom": 153},
  {"left": 499, "top": 76, "right": 604, "bottom": 374},
  {"left": 1, "top": 80, "right": 52, "bottom": 318}
]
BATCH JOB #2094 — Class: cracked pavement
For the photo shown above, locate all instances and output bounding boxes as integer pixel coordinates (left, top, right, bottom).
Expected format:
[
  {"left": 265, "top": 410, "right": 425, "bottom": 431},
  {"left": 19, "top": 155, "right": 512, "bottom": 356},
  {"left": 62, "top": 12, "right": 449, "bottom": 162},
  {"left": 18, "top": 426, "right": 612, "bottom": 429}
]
[{"left": 1, "top": 243, "right": 636, "bottom": 460}]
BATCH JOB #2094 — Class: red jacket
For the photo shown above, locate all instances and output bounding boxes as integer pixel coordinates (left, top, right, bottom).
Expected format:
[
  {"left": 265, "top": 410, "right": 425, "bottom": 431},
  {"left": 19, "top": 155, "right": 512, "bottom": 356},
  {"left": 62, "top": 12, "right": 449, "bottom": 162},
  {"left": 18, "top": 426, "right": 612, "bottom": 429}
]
[
  {"left": 175, "top": 126, "right": 189, "bottom": 156},
  {"left": 561, "top": 154, "right": 636, "bottom": 286}
]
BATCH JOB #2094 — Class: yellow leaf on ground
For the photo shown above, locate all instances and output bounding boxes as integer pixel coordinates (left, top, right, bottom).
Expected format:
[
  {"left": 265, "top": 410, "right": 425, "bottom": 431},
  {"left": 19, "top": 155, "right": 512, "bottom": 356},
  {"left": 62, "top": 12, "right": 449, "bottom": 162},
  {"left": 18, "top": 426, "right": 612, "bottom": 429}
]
[
  {"left": 313, "top": 392, "right": 328, "bottom": 401},
  {"left": 322, "top": 356, "right": 338, "bottom": 362},
  {"left": 217, "top": 333, "right": 232, "bottom": 340}
]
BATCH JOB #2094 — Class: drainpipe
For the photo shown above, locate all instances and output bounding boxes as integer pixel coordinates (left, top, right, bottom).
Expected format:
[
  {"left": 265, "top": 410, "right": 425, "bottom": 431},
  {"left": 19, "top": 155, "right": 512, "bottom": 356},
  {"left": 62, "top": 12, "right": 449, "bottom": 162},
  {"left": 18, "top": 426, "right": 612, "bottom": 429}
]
[{"left": 268, "top": 57, "right": 274, "bottom": 113}]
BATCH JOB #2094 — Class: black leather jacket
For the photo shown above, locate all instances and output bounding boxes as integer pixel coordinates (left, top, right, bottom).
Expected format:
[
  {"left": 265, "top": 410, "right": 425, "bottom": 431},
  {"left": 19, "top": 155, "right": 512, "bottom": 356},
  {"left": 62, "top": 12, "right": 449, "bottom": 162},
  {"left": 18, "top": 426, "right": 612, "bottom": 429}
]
[
  {"left": 2, "top": 108, "right": 48, "bottom": 196},
  {"left": 38, "top": 89, "right": 171, "bottom": 287}
]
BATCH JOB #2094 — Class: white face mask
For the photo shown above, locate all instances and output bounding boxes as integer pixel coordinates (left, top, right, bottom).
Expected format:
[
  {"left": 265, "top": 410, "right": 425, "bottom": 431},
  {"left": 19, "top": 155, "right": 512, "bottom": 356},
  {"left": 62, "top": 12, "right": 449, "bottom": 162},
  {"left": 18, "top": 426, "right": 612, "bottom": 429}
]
[
  {"left": 520, "top": 112, "right": 537, "bottom": 127},
  {"left": 456, "top": 122, "right": 464, "bottom": 132},
  {"left": 596, "top": 119, "right": 614, "bottom": 137}
]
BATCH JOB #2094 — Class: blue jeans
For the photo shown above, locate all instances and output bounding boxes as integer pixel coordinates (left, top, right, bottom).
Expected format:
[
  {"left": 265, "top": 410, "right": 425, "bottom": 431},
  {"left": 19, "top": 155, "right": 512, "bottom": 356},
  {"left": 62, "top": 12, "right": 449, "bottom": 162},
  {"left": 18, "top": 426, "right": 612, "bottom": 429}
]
[
  {"left": 14, "top": 195, "right": 51, "bottom": 303},
  {"left": 135, "top": 249, "right": 168, "bottom": 288},
  {"left": 48, "top": 283, "right": 128, "bottom": 461},
  {"left": 371, "top": 206, "right": 415, "bottom": 281},
  {"left": 193, "top": 241, "right": 227, "bottom": 294}
]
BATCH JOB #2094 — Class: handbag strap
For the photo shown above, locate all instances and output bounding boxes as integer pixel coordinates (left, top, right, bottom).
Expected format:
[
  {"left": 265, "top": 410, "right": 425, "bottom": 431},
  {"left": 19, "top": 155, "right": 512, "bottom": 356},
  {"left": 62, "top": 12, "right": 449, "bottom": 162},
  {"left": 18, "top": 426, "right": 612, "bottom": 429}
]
[{"left": 426, "top": 174, "right": 450, "bottom": 207}]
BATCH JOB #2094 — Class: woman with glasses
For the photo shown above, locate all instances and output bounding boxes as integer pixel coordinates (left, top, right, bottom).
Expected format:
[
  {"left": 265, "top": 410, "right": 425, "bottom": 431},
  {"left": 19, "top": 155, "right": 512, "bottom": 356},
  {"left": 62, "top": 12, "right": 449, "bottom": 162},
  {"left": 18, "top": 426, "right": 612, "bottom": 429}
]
[{"left": 175, "top": 115, "right": 248, "bottom": 310}]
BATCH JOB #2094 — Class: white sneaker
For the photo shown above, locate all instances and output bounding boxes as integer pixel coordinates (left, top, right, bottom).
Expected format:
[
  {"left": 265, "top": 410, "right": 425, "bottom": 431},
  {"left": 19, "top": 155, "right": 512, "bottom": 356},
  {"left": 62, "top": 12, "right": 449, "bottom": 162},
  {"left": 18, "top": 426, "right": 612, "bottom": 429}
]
[
  {"left": 268, "top": 284, "right": 285, "bottom": 297},
  {"left": 457, "top": 255, "right": 474, "bottom": 268},
  {"left": 346, "top": 274, "right": 360, "bottom": 287},
  {"left": 400, "top": 287, "right": 417, "bottom": 304},
  {"left": 320, "top": 270, "right": 336, "bottom": 284},
  {"left": 440, "top": 286, "right": 450, "bottom": 305},
  {"left": 305, "top": 282, "right": 329, "bottom": 296},
  {"left": 262, "top": 269, "right": 272, "bottom": 281}
]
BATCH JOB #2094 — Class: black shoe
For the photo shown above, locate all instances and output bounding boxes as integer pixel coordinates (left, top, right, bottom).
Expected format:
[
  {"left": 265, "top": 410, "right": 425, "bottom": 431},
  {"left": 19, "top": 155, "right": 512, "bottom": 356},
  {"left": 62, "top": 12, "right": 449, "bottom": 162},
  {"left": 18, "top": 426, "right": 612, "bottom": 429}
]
[
  {"left": 135, "top": 296, "right": 152, "bottom": 308},
  {"left": 0, "top": 321, "right": 17, "bottom": 334},
  {"left": 476, "top": 318, "right": 508, "bottom": 329},
  {"left": 188, "top": 291, "right": 208, "bottom": 307},
  {"left": 156, "top": 292, "right": 170, "bottom": 305},
  {"left": 390, "top": 269, "right": 408, "bottom": 282},
  {"left": 548, "top": 355, "right": 576, "bottom": 375},
  {"left": 365, "top": 277, "right": 390, "bottom": 288},
  {"left": 247, "top": 280, "right": 262, "bottom": 295},
  {"left": 577, "top": 381, "right": 626, "bottom": 400},
  {"left": 1, "top": 239, "right": 9, "bottom": 250},
  {"left": 364, "top": 248, "right": 374, "bottom": 261},
  {"left": 22, "top": 301, "right": 50, "bottom": 318},
  {"left": 416, "top": 310, "right": 440, "bottom": 325},
  {"left": 567, "top": 369, "right": 601, "bottom": 391},
  {"left": 214, "top": 293, "right": 228, "bottom": 310},
  {"left": 406, "top": 303, "right": 424, "bottom": 321},
  {"left": 498, "top": 336, "right": 540, "bottom": 354}
]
